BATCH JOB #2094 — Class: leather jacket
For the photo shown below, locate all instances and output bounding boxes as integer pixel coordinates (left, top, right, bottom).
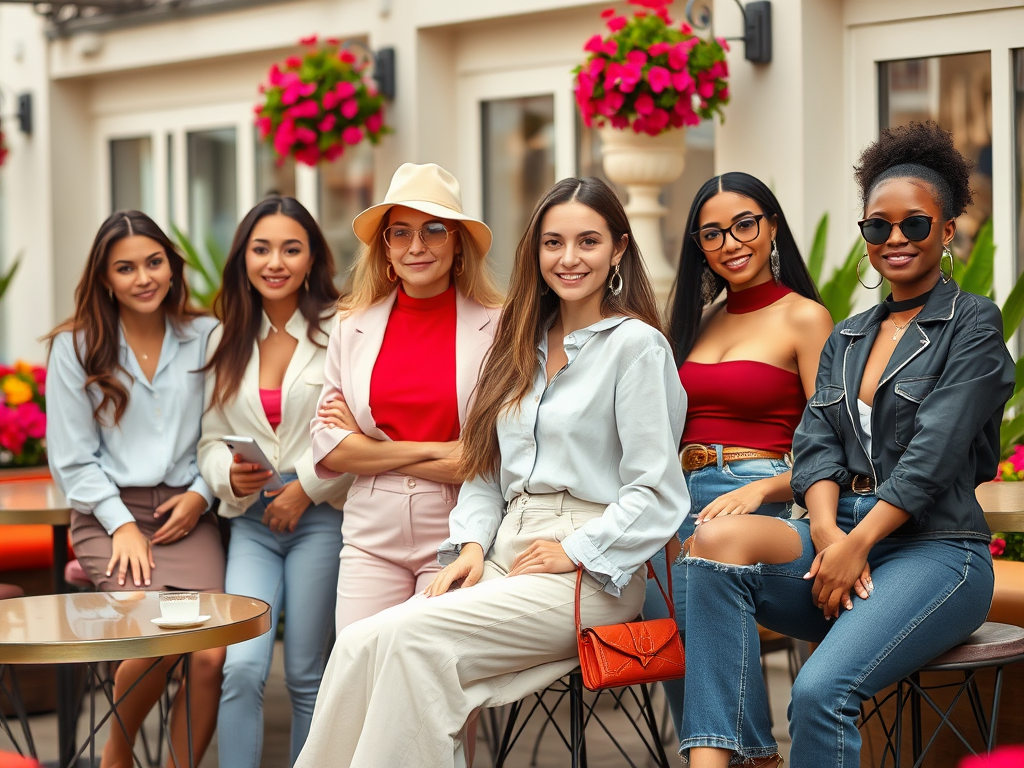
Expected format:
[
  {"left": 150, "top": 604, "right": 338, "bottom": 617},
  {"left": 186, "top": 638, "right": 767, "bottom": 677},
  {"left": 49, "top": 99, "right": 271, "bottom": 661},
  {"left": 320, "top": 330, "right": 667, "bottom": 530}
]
[{"left": 792, "top": 279, "right": 1015, "bottom": 542}]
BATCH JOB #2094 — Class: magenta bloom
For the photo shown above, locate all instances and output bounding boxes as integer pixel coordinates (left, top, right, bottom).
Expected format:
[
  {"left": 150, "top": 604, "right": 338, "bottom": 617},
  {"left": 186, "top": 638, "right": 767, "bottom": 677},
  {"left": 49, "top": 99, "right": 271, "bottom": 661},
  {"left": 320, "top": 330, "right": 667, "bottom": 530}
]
[
  {"left": 672, "top": 70, "right": 694, "bottom": 93},
  {"left": 256, "top": 117, "right": 273, "bottom": 139},
  {"left": 341, "top": 99, "right": 360, "bottom": 120},
  {"left": 600, "top": 7, "right": 616, "bottom": 18},
  {"left": 634, "top": 93, "right": 655, "bottom": 115},
  {"left": 335, "top": 81, "right": 357, "bottom": 100},
  {"left": 318, "top": 114, "right": 337, "bottom": 132},
  {"left": 584, "top": 34, "right": 607, "bottom": 54},
  {"left": 648, "top": 65, "right": 671, "bottom": 93},
  {"left": 287, "top": 100, "right": 320, "bottom": 119},
  {"left": 959, "top": 745, "right": 1024, "bottom": 768},
  {"left": 365, "top": 111, "right": 384, "bottom": 134},
  {"left": 607, "top": 16, "right": 628, "bottom": 32},
  {"left": 990, "top": 538, "right": 1006, "bottom": 557},
  {"left": 324, "top": 144, "right": 345, "bottom": 161},
  {"left": 285, "top": 56, "right": 303, "bottom": 69},
  {"left": 648, "top": 42, "right": 672, "bottom": 57},
  {"left": 294, "top": 145, "right": 320, "bottom": 165},
  {"left": 342, "top": 126, "right": 364, "bottom": 145},
  {"left": 697, "top": 80, "right": 716, "bottom": 99},
  {"left": 299, "top": 34, "right": 318, "bottom": 47}
]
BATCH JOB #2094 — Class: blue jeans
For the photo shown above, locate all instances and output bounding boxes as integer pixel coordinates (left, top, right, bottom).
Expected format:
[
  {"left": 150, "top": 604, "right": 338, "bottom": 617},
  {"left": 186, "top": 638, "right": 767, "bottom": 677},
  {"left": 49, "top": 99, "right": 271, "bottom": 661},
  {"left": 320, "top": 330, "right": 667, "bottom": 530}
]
[
  {"left": 642, "top": 449, "right": 791, "bottom": 736},
  {"left": 679, "top": 493, "right": 994, "bottom": 767},
  {"left": 218, "top": 476, "right": 343, "bottom": 768}
]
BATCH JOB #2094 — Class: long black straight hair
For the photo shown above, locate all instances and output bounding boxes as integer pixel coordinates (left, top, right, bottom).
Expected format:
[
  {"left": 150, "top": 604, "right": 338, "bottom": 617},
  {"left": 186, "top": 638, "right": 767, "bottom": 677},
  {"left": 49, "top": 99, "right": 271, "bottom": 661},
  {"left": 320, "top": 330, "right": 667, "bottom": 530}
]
[{"left": 667, "top": 172, "right": 821, "bottom": 364}]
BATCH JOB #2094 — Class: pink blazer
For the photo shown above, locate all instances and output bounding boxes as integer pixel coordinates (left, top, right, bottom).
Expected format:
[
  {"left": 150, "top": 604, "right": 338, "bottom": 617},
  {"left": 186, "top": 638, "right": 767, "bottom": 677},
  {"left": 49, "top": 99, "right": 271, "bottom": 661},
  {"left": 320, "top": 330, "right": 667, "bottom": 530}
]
[{"left": 310, "top": 288, "right": 500, "bottom": 478}]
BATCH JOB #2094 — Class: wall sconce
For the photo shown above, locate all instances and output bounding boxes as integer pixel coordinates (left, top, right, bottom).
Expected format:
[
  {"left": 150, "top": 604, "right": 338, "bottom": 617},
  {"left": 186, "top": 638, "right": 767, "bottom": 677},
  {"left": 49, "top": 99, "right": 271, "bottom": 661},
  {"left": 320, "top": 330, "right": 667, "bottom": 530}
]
[
  {"left": 17, "top": 93, "right": 32, "bottom": 134},
  {"left": 686, "top": 0, "right": 772, "bottom": 64},
  {"left": 341, "top": 41, "right": 396, "bottom": 100}
]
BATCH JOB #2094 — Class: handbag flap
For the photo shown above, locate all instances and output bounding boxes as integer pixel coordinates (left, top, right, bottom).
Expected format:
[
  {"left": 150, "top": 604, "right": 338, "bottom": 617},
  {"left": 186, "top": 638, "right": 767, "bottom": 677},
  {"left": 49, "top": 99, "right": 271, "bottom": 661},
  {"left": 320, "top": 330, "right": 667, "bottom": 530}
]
[{"left": 582, "top": 618, "right": 681, "bottom": 668}]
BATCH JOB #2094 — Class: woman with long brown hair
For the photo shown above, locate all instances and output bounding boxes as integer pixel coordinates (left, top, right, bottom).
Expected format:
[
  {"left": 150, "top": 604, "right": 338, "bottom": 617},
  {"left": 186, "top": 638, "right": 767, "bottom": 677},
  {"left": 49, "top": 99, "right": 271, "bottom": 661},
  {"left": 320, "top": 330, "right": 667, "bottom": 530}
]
[
  {"left": 295, "top": 177, "right": 690, "bottom": 768},
  {"left": 197, "top": 196, "right": 349, "bottom": 768},
  {"left": 309, "top": 163, "right": 502, "bottom": 632},
  {"left": 46, "top": 210, "right": 224, "bottom": 767}
]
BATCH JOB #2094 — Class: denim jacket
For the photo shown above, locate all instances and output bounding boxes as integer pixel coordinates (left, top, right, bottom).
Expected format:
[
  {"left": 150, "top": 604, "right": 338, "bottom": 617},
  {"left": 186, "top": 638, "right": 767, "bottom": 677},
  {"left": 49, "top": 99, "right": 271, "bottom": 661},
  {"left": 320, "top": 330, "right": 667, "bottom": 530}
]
[{"left": 791, "top": 279, "right": 1015, "bottom": 542}]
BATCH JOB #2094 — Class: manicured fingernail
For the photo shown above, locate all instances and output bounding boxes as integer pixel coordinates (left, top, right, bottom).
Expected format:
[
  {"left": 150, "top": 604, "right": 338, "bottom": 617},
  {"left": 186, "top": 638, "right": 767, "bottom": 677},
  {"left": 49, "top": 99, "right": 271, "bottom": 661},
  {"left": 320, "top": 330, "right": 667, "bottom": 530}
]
[{"left": 802, "top": 572, "right": 811, "bottom": 579}]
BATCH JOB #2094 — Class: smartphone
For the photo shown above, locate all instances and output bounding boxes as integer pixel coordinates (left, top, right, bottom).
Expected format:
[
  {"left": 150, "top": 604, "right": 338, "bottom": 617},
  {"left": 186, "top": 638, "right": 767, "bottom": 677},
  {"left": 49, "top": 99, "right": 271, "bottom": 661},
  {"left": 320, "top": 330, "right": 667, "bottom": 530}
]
[{"left": 220, "top": 436, "right": 284, "bottom": 492}]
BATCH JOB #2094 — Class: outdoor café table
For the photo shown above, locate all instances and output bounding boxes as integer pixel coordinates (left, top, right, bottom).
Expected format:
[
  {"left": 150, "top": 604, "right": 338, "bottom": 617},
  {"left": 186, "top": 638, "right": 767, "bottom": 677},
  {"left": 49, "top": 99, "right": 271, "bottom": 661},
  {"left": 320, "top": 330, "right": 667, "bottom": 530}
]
[
  {"left": 0, "top": 479, "right": 73, "bottom": 595},
  {"left": 976, "top": 481, "right": 1024, "bottom": 533},
  {"left": 0, "top": 592, "right": 271, "bottom": 768}
]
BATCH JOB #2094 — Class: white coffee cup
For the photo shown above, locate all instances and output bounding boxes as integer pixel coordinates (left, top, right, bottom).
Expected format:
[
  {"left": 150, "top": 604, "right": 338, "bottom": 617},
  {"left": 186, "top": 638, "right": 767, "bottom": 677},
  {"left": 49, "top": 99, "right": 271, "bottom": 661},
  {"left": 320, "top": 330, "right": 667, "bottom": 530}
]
[{"left": 159, "top": 591, "right": 200, "bottom": 623}]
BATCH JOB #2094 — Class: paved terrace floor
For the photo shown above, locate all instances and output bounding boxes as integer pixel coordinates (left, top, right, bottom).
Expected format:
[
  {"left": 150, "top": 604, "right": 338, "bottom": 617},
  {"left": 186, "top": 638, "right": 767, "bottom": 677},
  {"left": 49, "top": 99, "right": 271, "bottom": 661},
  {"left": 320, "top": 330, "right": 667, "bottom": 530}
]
[{"left": 12, "top": 641, "right": 793, "bottom": 766}]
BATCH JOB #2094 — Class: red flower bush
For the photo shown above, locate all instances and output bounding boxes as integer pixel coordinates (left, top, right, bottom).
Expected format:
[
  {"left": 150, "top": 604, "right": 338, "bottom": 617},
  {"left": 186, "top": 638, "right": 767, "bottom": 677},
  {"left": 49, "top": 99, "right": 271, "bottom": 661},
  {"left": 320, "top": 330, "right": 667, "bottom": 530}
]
[
  {"left": 0, "top": 361, "right": 46, "bottom": 467},
  {"left": 573, "top": 0, "right": 730, "bottom": 136},
  {"left": 255, "top": 35, "right": 389, "bottom": 166}
]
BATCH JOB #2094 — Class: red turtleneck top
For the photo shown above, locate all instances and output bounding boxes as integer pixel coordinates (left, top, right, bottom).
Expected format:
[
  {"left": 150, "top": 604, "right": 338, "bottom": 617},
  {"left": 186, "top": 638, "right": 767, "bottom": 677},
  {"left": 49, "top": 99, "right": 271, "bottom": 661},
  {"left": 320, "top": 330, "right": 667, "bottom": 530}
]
[{"left": 369, "top": 285, "right": 460, "bottom": 443}]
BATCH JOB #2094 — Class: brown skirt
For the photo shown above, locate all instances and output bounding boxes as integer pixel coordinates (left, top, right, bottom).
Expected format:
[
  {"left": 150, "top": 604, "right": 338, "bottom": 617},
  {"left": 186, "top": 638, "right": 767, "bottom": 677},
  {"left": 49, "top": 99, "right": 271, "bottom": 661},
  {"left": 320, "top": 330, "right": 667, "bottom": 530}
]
[{"left": 70, "top": 485, "right": 225, "bottom": 593}]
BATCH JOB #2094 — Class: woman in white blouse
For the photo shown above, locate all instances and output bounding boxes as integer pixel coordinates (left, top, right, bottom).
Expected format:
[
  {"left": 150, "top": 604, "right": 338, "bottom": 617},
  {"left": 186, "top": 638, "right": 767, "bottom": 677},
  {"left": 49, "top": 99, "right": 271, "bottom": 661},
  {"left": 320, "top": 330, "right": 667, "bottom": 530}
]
[
  {"left": 46, "top": 210, "right": 223, "bottom": 768},
  {"left": 296, "top": 177, "right": 690, "bottom": 768},
  {"left": 197, "top": 197, "right": 349, "bottom": 768}
]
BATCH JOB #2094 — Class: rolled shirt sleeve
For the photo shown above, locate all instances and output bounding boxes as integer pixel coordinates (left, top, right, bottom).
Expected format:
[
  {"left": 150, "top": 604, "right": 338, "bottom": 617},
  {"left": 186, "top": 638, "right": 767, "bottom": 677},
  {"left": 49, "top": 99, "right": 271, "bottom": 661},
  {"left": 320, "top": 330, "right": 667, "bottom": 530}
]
[
  {"left": 438, "top": 472, "right": 506, "bottom": 565},
  {"left": 310, "top": 321, "right": 358, "bottom": 479}
]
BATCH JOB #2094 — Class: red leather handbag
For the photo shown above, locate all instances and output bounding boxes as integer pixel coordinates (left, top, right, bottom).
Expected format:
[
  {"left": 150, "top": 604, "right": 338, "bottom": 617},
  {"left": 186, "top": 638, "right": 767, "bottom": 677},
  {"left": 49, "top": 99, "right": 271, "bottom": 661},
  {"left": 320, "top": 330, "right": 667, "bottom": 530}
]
[{"left": 575, "top": 546, "right": 686, "bottom": 692}]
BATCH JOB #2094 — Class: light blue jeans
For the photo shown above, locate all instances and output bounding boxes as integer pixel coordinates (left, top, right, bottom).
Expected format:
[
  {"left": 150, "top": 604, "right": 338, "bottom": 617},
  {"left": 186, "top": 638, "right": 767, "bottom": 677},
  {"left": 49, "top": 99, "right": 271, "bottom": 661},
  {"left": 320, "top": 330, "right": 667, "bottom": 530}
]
[
  {"left": 218, "top": 475, "right": 343, "bottom": 768},
  {"left": 679, "top": 493, "right": 994, "bottom": 767},
  {"left": 642, "top": 448, "right": 791, "bottom": 736}
]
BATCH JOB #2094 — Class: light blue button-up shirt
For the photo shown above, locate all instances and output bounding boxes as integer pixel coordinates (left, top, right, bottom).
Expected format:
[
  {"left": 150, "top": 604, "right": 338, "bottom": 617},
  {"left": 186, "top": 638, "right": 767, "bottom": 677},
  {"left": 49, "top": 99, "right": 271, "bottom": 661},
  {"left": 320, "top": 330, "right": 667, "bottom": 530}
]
[
  {"left": 440, "top": 316, "right": 690, "bottom": 595},
  {"left": 46, "top": 316, "right": 218, "bottom": 534}
]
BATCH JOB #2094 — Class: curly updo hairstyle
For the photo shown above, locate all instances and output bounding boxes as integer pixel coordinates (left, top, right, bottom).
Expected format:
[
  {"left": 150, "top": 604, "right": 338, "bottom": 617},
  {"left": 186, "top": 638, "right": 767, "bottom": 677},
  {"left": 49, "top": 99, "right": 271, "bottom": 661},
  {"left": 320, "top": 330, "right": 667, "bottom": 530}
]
[{"left": 853, "top": 121, "right": 973, "bottom": 221}]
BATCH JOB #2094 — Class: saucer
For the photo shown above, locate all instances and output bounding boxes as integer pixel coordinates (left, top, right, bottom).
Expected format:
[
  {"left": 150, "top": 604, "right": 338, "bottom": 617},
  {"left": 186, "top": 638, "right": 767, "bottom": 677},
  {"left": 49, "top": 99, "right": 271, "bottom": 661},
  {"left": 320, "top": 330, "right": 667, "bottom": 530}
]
[{"left": 151, "top": 615, "right": 211, "bottom": 629}]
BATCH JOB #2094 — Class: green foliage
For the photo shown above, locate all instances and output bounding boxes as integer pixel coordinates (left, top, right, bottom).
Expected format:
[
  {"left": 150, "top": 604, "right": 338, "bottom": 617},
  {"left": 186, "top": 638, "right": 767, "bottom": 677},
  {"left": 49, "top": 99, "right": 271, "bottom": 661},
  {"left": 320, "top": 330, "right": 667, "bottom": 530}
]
[
  {"left": 806, "top": 213, "right": 828, "bottom": 285},
  {"left": 810, "top": 215, "right": 863, "bottom": 325},
  {"left": 0, "top": 256, "right": 19, "bottom": 302},
  {"left": 991, "top": 532, "right": 1024, "bottom": 561},
  {"left": 173, "top": 226, "right": 226, "bottom": 310}
]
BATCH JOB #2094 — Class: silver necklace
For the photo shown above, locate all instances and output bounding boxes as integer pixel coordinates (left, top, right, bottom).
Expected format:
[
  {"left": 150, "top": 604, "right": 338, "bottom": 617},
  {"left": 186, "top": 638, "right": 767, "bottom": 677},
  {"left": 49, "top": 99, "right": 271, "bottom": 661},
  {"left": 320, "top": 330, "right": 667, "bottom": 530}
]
[{"left": 889, "top": 315, "right": 913, "bottom": 342}]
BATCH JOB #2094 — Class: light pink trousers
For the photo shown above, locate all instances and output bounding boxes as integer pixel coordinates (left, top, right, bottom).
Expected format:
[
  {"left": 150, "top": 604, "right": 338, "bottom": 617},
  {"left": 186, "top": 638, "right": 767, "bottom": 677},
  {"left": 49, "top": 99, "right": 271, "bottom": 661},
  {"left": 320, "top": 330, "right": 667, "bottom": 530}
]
[
  {"left": 335, "top": 471, "right": 457, "bottom": 632},
  {"left": 297, "top": 491, "right": 647, "bottom": 768}
]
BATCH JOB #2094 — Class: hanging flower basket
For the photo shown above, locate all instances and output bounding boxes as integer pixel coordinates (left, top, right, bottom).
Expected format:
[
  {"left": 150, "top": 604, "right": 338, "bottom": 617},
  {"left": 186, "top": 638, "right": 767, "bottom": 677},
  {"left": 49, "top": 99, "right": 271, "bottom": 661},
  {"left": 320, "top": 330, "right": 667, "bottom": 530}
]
[
  {"left": 255, "top": 35, "right": 389, "bottom": 166},
  {"left": 573, "top": 0, "right": 730, "bottom": 136}
]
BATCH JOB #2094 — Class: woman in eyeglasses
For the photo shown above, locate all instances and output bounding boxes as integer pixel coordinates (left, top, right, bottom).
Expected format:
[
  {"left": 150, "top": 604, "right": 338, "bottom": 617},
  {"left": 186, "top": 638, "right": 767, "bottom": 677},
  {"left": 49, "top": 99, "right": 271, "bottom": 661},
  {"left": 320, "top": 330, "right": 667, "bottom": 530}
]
[
  {"left": 679, "top": 122, "right": 1014, "bottom": 768},
  {"left": 643, "top": 172, "right": 832, "bottom": 735},
  {"left": 311, "top": 163, "right": 503, "bottom": 631}
]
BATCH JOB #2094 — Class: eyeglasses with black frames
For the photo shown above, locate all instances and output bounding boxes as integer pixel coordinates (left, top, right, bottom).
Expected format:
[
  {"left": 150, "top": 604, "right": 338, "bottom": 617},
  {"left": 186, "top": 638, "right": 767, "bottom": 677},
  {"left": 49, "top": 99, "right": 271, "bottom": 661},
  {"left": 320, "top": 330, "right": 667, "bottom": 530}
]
[
  {"left": 383, "top": 222, "right": 453, "bottom": 250},
  {"left": 691, "top": 215, "right": 765, "bottom": 252}
]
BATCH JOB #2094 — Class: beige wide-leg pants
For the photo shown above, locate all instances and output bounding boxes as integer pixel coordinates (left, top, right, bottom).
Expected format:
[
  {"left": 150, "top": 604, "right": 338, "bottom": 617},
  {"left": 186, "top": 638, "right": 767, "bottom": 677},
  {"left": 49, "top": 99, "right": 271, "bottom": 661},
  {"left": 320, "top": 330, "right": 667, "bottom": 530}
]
[{"left": 294, "top": 491, "right": 648, "bottom": 768}]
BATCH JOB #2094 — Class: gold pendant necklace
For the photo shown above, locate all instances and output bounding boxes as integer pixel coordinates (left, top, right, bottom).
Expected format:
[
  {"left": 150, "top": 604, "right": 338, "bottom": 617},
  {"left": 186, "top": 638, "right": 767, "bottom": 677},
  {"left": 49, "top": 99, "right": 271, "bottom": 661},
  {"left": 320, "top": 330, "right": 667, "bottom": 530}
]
[
  {"left": 889, "top": 315, "right": 912, "bottom": 342},
  {"left": 121, "top": 323, "right": 149, "bottom": 360}
]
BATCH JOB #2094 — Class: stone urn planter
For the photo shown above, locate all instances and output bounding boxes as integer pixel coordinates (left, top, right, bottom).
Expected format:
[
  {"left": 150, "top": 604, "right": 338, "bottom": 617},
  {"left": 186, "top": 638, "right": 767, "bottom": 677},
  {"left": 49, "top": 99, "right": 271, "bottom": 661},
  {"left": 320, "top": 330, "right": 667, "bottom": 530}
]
[{"left": 599, "top": 126, "right": 687, "bottom": 303}]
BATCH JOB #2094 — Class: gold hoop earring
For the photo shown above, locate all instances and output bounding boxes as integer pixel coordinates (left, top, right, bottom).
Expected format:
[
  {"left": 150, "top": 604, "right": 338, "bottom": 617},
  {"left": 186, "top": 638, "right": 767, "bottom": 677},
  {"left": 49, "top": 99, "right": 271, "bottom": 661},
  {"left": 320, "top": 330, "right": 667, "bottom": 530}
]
[
  {"left": 857, "top": 255, "right": 883, "bottom": 290},
  {"left": 386, "top": 263, "right": 397, "bottom": 282},
  {"left": 941, "top": 245, "right": 954, "bottom": 283}
]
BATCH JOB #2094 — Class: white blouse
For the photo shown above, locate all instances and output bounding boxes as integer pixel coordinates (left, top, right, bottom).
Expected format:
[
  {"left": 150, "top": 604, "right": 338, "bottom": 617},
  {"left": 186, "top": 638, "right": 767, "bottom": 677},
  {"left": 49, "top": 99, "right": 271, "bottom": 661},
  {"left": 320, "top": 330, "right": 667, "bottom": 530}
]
[
  {"left": 439, "top": 316, "right": 691, "bottom": 595},
  {"left": 46, "top": 316, "right": 218, "bottom": 534},
  {"left": 198, "top": 309, "right": 351, "bottom": 518}
]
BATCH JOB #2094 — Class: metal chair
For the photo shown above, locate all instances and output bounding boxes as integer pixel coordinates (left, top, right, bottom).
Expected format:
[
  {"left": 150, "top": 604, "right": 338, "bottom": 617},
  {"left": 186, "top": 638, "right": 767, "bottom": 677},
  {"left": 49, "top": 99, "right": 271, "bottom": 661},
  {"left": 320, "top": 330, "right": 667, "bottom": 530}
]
[
  {"left": 860, "top": 621, "right": 1024, "bottom": 767},
  {"left": 490, "top": 669, "right": 671, "bottom": 768}
]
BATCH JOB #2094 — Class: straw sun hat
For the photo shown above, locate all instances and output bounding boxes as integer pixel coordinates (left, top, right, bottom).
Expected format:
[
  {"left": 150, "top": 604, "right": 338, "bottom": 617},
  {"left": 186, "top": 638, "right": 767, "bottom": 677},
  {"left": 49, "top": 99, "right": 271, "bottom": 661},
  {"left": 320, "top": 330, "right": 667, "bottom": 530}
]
[{"left": 352, "top": 163, "right": 493, "bottom": 257}]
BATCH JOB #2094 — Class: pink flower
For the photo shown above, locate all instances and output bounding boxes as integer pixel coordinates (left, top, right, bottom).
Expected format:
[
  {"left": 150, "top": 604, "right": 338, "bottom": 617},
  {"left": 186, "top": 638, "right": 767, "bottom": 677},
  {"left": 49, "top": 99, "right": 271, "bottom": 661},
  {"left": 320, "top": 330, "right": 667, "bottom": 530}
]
[
  {"left": 648, "top": 65, "right": 671, "bottom": 93},
  {"left": 626, "top": 50, "right": 648, "bottom": 67},
  {"left": 16, "top": 402, "right": 44, "bottom": 440},
  {"left": 654, "top": 6, "right": 671, "bottom": 22},
  {"left": 342, "top": 126, "right": 364, "bottom": 145},
  {"left": 318, "top": 114, "right": 337, "bottom": 132},
  {"left": 365, "top": 111, "right": 384, "bottom": 134},
  {"left": 610, "top": 114, "right": 630, "bottom": 129},
  {"left": 584, "top": 34, "right": 608, "bottom": 54},
  {"left": 341, "top": 99, "right": 359, "bottom": 120},
  {"left": 960, "top": 745, "right": 1024, "bottom": 768},
  {"left": 576, "top": 72, "right": 596, "bottom": 102},
  {"left": 256, "top": 116, "right": 273, "bottom": 139},
  {"left": 648, "top": 42, "right": 672, "bottom": 57},
  {"left": 587, "top": 57, "right": 606, "bottom": 76},
  {"left": 718, "top": 87, "right": 730, "bottom": 101},
  {"left": 322, "top": 91, "right": 341, "bottom": 110},
  {"left": 294, "top": 145, "right": 321, "bottom": 166},
  {"left": 600, "top": 8, "right": 616, "bottom": 18},
  {"left": 325, "top": 37, "right": 340, "bottom": 46},
  {"left": 697, "top": 79, "right": 716, "bottom": 99},
  {"left": 598, "top": 89, "right": 626, "bottom": 116},
  {"left": 285, "top": 56, "right": 303, "bottom": 69},
  {"left": 286, "top": 99, "right": 320, "bottom": 119},
  {"left": 299, "top": 35, "right": 318, "bottom": 47},
  {"left": 708, "top": 60, "right": 729, "bottom": 80},
  {"left": 335, "top": 81, "right": 357, "bottom": 100},
  {"left": 716, "top": 36, "right": 731, "bottom": 52},
  {"left": 273, "top": 120, "right": 296, "bottom": 156},
  {"left": 631, "top": 116, "right": 647, "bottom": 134},
  {"left": 668, "top": 41, "right": 695, "bottom": 70},
  {"left": 268, "top": 64, "right": 286, "bottom": 87},
  {"left": 990, "top": 538, "right": 1006, "bottom": 557},
  {"left": 634, "top": 93, "right": 655, "bottom": 115},
  {"left": 294, "top": 127, "right": 317, "bottom": 144},
  {"left": 339, "top": 49, "right": 357, "bottom": 64},
  {"left": 606, "top": 16, "right": 628, "bottom": 32},
  {"left": 680, "top": 22, "right": 693, "bottom": 34},
  {"left": 672, "top": 70, "right": 695, "bottom": 92},
  {"left": 281, "top": 82, "right": 316, "bottom": 106},
  {"left": 628, "top": 0, "right": 671, "bottom": 7},
  {"left": 324, "top": 144, "right": 345, "bottom": 161},
  {"left": 645, "top": 107, "right": 670, "bottom": 134}
]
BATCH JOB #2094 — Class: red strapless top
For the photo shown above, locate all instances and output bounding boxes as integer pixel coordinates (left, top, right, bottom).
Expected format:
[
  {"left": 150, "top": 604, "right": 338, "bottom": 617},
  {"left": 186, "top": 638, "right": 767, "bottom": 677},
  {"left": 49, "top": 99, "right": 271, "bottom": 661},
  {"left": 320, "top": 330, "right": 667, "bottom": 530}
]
[
  {"left": 260, "top": 388, "right": 282, "bottom": 431},
  {"left": 679, "top": 361, "right": 806, "bottom": 454}
]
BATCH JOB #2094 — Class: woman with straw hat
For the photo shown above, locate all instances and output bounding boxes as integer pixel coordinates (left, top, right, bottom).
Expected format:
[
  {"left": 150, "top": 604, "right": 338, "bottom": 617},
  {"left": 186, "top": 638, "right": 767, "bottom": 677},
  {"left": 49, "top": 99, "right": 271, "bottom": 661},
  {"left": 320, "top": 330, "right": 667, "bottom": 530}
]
[{"left": 311, "top": 162, "right": 503, "bottom": 632}]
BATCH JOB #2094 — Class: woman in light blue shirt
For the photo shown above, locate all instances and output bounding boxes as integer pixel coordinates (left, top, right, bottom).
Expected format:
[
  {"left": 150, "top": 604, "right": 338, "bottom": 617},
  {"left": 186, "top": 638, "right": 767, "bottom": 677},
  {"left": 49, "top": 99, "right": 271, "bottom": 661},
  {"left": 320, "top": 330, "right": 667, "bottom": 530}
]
[
  {"left": 295, "top": 177, "right": 690, "bottom": 768},
  {"left": 46, "top": 210, "right": 224, "bottom": 768}
]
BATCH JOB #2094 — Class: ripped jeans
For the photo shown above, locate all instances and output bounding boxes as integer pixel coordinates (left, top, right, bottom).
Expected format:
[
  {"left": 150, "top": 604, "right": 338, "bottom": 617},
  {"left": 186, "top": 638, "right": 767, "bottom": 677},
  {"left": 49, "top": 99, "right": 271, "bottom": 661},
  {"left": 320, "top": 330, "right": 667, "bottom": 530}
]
[
  {"left": 643, "top": 450, "right": 792, "bottom": 736},
  {"left": 679, "top": 493, "right": 993, "bottom": 767}
]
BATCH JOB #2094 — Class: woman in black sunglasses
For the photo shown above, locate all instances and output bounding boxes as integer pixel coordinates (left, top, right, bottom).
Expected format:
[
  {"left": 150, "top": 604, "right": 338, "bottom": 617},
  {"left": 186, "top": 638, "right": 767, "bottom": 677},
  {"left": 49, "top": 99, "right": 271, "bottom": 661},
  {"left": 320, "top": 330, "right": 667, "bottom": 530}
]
[
  {"left": 644, "top": 172, "right": 833, "bottom": 736},
  {"left": 678, "top": 121, "right": 1014, "bottom": 768}
]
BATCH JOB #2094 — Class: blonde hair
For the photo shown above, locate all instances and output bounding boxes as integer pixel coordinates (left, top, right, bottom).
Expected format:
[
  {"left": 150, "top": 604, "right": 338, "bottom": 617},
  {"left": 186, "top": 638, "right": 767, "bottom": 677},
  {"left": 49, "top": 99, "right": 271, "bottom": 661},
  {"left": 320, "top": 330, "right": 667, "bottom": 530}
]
[{"left": 338, "top": 216, "right": 503, "bottom": 314}]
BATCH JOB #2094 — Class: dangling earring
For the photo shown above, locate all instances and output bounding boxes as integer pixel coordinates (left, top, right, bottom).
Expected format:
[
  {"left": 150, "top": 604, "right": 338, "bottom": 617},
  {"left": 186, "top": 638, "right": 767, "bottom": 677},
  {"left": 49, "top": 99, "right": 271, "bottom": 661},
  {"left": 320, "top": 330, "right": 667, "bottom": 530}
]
[
  {"left": 386, "top": 263, "right": 397, "bottom": 282},
  {"left": 304, "top": 274, "right": 310, "bottom": 291},
  {"left": 454, "top": 254, "right": 465, "bottom": 276},
  {"left": 608, "top": 263, "right": 623, "bottom": 297},
  {"left": 857, "top": 255, "right": 883, "bottom": 290},
  {"left": 540, "top": 283, "right": 550, "bottom": 296},
  {"left": 107, "top": 287, "right": 114, "bottom": 302},
  {"left": 770, "top": 239, "right": 781, "bottom": 285},
  {"left": 941, "top": 244, "right": 954, "bottom": 283},
  {"left": 700, "top": 264, "right": 718, "bottom": 305}
]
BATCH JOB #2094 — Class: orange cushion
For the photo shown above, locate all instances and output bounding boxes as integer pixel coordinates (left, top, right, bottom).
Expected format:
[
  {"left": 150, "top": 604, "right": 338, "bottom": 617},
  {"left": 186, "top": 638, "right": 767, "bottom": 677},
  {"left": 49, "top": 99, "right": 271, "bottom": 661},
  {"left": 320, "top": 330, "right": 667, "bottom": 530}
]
[{"left": 0, "top": 525, "right": 58, "bottom": 570}]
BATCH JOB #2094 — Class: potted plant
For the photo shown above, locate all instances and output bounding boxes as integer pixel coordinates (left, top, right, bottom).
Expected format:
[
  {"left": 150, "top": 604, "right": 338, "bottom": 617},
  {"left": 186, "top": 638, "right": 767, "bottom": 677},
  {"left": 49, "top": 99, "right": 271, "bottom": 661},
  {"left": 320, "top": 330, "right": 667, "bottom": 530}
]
[
  {"left": 255, "top": 35, "right": 389, "bottom": 167},
  {"left": 572, "top": 0, "right": 730, "bottom": 298}
]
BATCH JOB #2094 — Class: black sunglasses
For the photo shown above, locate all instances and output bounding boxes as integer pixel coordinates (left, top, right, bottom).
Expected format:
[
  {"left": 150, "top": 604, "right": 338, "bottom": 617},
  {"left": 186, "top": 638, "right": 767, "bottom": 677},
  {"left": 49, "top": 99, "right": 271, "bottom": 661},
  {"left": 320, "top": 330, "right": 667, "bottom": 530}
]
[{"left": 858, "top": 215, "right": 934, "bottom": 246}]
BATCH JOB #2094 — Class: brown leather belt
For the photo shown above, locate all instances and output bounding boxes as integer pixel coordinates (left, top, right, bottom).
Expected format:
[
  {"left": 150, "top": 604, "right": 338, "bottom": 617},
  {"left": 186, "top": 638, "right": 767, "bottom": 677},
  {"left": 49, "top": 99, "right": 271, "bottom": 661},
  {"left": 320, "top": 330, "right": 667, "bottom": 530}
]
[
  {"left": 680, "top": 443, "right": 788, "bottom": 473},
  {"left": 846, "top": 474, "right": 875, "bottom": 494}
]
